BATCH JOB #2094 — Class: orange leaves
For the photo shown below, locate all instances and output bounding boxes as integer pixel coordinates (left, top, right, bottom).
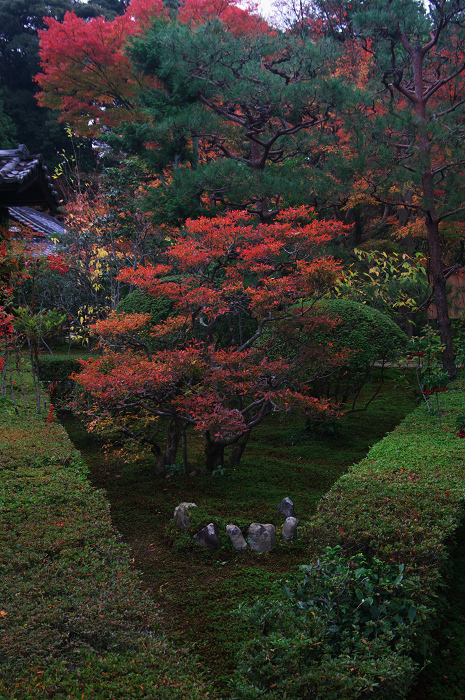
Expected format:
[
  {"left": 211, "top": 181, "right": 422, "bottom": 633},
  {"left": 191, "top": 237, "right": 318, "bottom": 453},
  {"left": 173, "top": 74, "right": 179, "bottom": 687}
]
[
  {"left": 78, "top": 208, "right": 349, "bottom": 465},
  {"left": 118, "top": 207, "right": 349, "bottom": 323},
  {"left": 35, "top": 0, "right": 266, "bottom": 136},
  {"left": 118, "top": 265, "right": 173, "bottom": 291},
  {"left": 93, "top": 311, "right": 152, "bottom": 338}
]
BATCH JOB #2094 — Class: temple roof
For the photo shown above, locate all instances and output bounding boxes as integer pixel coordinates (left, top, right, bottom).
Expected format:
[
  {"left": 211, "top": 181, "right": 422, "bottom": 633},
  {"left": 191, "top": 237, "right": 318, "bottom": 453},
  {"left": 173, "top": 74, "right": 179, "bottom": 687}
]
[
  {"left": 8, "top": 206, "right": 66, "bottom": 238},
  {"left": 0, "top": 144, "right": 59, "bottom": 210}
]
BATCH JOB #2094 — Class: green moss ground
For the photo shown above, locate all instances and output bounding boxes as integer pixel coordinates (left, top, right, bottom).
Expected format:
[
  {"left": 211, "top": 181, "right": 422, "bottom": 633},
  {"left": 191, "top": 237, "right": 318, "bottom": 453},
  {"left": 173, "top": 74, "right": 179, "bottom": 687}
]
[{"left": 0, "top": 364, "right": 213, "bottom": 700}]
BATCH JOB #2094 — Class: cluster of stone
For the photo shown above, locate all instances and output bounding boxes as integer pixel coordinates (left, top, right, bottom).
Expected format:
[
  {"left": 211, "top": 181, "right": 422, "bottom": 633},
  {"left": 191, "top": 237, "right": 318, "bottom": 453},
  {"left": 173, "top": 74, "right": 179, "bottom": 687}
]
[{"left": 173, "top": 496, "right": 299, "bottom": 552}]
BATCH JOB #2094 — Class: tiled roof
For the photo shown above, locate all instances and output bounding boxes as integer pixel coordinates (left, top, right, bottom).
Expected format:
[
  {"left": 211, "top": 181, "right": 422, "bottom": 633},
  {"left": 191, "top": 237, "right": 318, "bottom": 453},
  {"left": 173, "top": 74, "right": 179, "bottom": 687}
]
[
  {"left": 0, "top": 144, "right": 59, "bottom": 209},
  {"left": 8, "top": 206, "right": 66, "bottom": 238}
]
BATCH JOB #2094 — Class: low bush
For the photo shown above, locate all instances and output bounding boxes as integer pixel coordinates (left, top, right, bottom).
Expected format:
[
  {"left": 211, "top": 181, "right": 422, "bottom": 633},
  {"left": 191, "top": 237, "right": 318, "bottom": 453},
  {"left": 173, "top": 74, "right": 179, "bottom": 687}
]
[
  {"left": 116, "top": 289, "right": 173, "bottom": 324},
  {"left": 233, "top": 383, "right": 465, "bottom": 698},
  {"left": 37, "top": 355, "right": 82, "bottom": 382},
  {"left": 0, "top": 400, "right": 213, "bottom": 698},
  {"left": 312, "top": 299, "right": 407, "bottom": 406}
]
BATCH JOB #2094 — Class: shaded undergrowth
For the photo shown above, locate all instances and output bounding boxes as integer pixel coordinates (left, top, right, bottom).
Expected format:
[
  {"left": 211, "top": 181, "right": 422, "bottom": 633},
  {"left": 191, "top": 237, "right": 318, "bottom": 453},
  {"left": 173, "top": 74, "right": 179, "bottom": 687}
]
[
  {"left": 407, "top": 517, "right": 465, "bottom": 700},
  {"left": 62, "top": 368, "right": 417, "bottom": 694}
]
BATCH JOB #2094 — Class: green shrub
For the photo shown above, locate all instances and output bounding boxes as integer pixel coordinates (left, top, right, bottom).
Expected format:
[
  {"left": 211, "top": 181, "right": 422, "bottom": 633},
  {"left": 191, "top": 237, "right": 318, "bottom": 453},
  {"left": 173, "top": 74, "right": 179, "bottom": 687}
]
[
  {"left": 312, "top": 299, "right": 407, "bottom": 405},
  {"left": 37, "top": 355, "right": 82, "bottom": 382},
  {"left": 232, "top": 383, "right": 465, "bottom": 698},
  {"left": 116, "top": 288, "right": 173, "bottom": 324},
  {"left": 234, "top": 546, "right": 421, "bottom": 699},
  {"left": 0, "top": 386, "right": 213, "bottom": 699}
]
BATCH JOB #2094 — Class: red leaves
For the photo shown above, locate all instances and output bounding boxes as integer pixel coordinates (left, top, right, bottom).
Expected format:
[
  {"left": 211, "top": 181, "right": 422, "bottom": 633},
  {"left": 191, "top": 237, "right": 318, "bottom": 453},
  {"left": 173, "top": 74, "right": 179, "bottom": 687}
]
[
  {"left": 93, "top": 312, "right": 152, "bottom": 338},
  {"left": 46, "top": 255, "right": 69, "bottom": 275},
  {"left": 118, "top": 208, "right": 349, "bottom": 323},
  {"left": 178, "top": 0, "right": 270, "bottom": 36},
  {"left": 36, "top": 1, "right": 165, "bottom": 135},
  {"left": 79, "top": 208, "right": 348, "bottom": 463},
  {"left": 46, "top": 405, "right": 56, "bottom": 423},
  {"left": 35, "top": 0, "right": 266, "bottom": 135},
  {"left": 0, "top": 308, "right": 14, "bottom": 337}
]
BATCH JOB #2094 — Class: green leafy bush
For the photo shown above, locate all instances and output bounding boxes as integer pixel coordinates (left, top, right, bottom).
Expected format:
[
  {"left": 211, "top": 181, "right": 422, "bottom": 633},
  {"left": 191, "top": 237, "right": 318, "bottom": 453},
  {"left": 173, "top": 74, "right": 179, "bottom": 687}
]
[
  {"left": 233, "top": 382, "right": 465, "bottom": 698},
  {"left": 234, "top": 546, "right": 421, "bottom": 699},
  {"left": 116, "top": 288, "right": 173, "bottom": 324}
]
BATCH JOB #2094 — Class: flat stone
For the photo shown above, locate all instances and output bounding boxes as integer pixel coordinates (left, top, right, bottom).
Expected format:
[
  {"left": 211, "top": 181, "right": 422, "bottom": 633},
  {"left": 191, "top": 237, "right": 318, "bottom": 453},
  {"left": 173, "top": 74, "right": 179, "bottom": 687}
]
[
  {"left": 247, "top": 523, "right": 276, "bottom": 553},
  {"left": 226, "top": 524, "right": 247, "bottom": 551},
  {"left": 278, "top": 497, "right": 295, "bottom": 518},
  {"left": 173, "top": 502, "right": 197, "bottom": 532},
  {"left": 282, "top": 516, "right": 299, "bottom": 542},
  {"left": 193, "top": 523, "right": 221, "bottom": 550}
]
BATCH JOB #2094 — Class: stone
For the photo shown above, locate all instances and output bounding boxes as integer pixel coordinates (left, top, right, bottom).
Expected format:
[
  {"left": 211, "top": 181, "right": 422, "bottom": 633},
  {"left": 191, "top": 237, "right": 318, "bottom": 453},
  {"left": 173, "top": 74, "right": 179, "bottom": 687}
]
[
  {"left": 247, "top": 523, "right": 276, "bottom": 553},
  {"left": 173, "top": 502, "right": 197, "bottom": 532},
  {"left": 278, "top": 497, "right": 295, "bottom": 518},
  {"left": 282, "top": 516, "right": 299, "bottom": 542},
  {"left": 226, "top": 524, "right": 247, "bottom": 551},
  {"left": 193, "top": 523, "right": 221, "bottom": 550}
]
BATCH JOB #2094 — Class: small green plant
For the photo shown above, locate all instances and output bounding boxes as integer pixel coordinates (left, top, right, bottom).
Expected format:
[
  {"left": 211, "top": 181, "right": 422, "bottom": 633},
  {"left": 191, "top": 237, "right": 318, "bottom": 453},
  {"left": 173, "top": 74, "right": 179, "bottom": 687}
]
[
  {"left": 212, "top": 465, "right": 236, "bottom": 480},
  {"left": 165, "top": 461, "right": 184, "bottom": 476},
  {"left": 407, "top": 325, "right": 449, "bottom": 425}
]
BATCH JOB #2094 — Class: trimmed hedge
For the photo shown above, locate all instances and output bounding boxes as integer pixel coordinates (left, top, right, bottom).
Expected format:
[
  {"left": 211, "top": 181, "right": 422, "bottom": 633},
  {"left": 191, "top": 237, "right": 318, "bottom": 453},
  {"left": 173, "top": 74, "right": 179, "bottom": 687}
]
[
  {"left": 0, "top": 408, "right": 213, "bottom": 698},
  {"left": 234, "top": 382, "right": 465, "bottom": 698},
  {"left": 36, "top": 355, "right": 82, "bottom": 382},
  {"left": 116, "top": 289, "right": 173, "bottom": 324},
  {"left": 312, "top": 299, "right": 407, "bottom": 403}
]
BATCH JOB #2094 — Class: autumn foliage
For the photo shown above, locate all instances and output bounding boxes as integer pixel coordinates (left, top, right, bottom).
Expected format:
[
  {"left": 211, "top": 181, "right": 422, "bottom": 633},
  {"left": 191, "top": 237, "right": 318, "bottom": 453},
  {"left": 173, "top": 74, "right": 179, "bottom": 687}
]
[
  {"left": 177, "top": 0, "right": 269, "bottom": 36},
  {"left": 35, "top": 0, "right": 165, "bottom": 135},
  {"left": 76, "top": 208, "right": 350, "bottom": 472},
  {"left": 35, "top": 0, "right": 269, "bottom": 136}
]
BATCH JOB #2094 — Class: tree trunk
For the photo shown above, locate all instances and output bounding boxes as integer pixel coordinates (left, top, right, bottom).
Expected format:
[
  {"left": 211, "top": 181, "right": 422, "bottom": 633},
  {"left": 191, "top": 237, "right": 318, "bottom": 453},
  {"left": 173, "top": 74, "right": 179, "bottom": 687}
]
[
  {"left": 409, "top": 42, "right": 456, "bottom": 378},
  {"left": 150, "top": 442, "right": 166, "bottom": 476},
  {"left": 425, "top": 214, "right": 456, "bottom": 377},
  {"left": 181, "top": 425, "right": 188, "bottom": 475},
  {"left": 164, "top": 418, "right": 181, "bottom": 467},
  {"left": 229, "top": 429, "right": 251, "bottom": 468},
  {"left": 205, "top": 430, "right": 225, "bottom": 471}
]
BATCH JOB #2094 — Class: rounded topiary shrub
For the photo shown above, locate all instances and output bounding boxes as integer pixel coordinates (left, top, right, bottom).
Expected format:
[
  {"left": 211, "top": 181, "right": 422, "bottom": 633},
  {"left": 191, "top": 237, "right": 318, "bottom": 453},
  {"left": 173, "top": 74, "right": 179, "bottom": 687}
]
[
  {"left": 317, "top": 298, "right": 407, "bottom": 364},
  {"left": 116, "top": 289, "right": 173, "bottom": 324},
  {"left": 116, "top": 289, "right": 175, "bottom": 350},
  {"left": 311, "top": 299, "right": 407, "bottom": 405}
]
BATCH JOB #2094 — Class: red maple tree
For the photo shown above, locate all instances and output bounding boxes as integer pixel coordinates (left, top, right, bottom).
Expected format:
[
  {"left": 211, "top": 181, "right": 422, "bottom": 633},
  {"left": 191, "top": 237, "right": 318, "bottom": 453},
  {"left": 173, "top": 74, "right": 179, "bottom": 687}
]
[
  {"left": 178, "top": 0, "right": 269, "bottom": 36},
  {"left": 35, "top": 0, "right": 165, "bottom": 136},
  {"left": 75, "top": 207, "right": 350, "bottom": 473}
]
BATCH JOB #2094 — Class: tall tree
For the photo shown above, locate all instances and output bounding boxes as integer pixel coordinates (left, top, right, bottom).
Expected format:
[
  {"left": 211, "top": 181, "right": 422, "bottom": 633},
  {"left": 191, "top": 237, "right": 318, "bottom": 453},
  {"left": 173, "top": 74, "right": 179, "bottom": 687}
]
[
  {"left": 111, "top": 19, "right": 350, "bottom": 223},
  {"left": 36, "top": 1, "right": 165, "bottom": 137},
  {"left": 0, "top": 0, "right": 128, "bottom": 163},
  {"left": 343, "top": 0, "right": 465, "bottom": 376}
]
